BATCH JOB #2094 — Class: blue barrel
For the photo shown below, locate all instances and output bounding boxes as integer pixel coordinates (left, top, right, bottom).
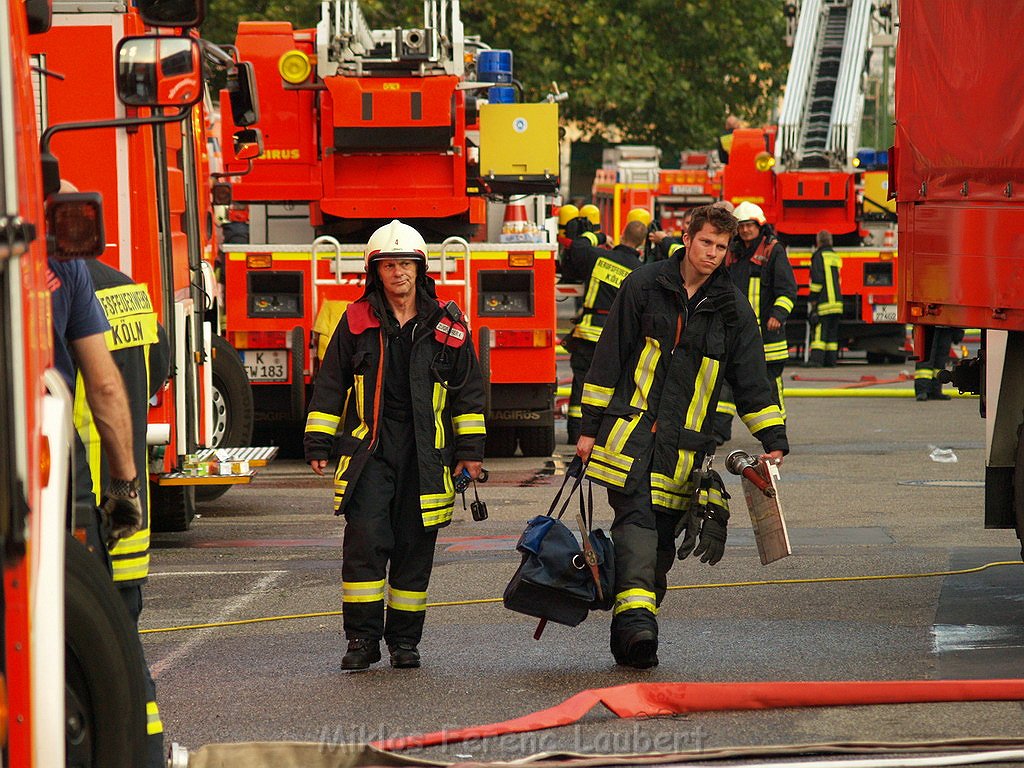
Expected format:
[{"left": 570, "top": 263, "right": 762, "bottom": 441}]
[
  {"left": 478, "top": 49, "right": 513, "bottom": 83},
  {"left": 487, "top": 85, "right": 516, "bottom": 104}
]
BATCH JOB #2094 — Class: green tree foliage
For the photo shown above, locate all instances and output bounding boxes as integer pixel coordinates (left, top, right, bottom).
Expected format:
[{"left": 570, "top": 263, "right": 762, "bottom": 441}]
[{"left": 202, "top": 0, "right": 788, "bottom": 157}]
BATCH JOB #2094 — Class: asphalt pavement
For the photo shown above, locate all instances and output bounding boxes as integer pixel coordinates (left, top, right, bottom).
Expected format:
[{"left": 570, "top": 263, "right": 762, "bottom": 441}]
[{"left": 142, "top": 358, "right": 1024, "bottom": 765}]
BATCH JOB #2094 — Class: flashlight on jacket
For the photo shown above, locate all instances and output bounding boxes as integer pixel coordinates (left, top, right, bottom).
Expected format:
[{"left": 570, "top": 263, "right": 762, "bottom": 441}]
[{"left": 725, "top": 450, "right": 776, "bottom": 498}]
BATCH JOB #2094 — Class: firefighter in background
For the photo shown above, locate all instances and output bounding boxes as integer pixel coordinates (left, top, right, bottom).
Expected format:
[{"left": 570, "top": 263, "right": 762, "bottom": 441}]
[
  {"left": 712, "top": 201, "right": 797, "bottom": 444},
  {"left": 561, "top": 211, "right": 645, "bottom": 444},
  {"left": 575, "top": 205, "right": 788, "bottom": 668},
  {"left": 304, "top": 220, "right": 486, "bottom": 671},
  {"left": 807, "top": 229, "right": 843, "bottom": 367},
  {"left": 221, "top": 202, "right": 250, "bottom": 244},
  {"left": 914, "top": 326, "right": 964, "bottom": 401},
  {"left": 74, "top": 259, "right": 169, "bottom": 767}
]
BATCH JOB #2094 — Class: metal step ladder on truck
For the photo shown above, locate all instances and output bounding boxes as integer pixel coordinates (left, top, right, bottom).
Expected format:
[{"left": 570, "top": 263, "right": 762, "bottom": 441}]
[
  {"left": 0, "top": 0, "right": 195, "bottom": 761},
  {"left": 894, "top": 0, "right": 1024, "bottom": 556},
  {"left": 29, "top": 0, "right": 278, "bottom": 531},
  {"left": 724, "top": 0, "right": 906, "bottom": 362},
  {"left": 219, "top": 0, "right": 563, "bottom": 457}
]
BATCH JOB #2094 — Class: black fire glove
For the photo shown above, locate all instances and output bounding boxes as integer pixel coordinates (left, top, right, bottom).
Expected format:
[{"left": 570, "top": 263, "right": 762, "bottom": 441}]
[
  {"left": 677, "top": 470, "right": 730, "bottom": 565},
  {"left": 101, "top": 476, "right": 143, "bottom": 547}
]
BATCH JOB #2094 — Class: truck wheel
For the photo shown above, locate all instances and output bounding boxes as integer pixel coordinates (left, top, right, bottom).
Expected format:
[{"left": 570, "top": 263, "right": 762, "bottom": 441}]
[
  {"left": 151, "top": 483, "right": 196, "bottom": 532},
  {"left": 486, "top": 425, "right": 517, "bottom": 458},
  {"left": 198, "top": 335, "right": 255, "bottom": 503},
  {"left": 518, "top": 425, "right": 555, "bottom": 457},
  {"left": 65, "top": 534, "right": 147, "bottom": 768}
]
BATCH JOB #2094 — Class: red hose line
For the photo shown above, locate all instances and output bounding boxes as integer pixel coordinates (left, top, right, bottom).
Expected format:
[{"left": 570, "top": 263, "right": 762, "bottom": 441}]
[{"left": 374, "top": 680, "right": 1024, "bottom": 751}]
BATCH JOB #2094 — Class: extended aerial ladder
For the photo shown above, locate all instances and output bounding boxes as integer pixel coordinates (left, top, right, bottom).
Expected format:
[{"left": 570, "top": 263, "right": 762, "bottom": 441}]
[{"left": 776, "top": 0, "right": 872, "bottom": 173}]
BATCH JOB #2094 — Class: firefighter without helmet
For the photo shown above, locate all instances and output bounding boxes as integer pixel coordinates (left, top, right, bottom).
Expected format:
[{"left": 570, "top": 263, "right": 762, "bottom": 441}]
[
  {"left": 626, "top": 208, "right": 652, "bottom": 227},
  {"left": 733, "top": 201, "right": 766, "bottom": 225},
  {"left": 579, "top": 203, "right": 601, "bottom": 226},
  {"left": 363, "top": 219, "right": 427, "bottom": 270}
]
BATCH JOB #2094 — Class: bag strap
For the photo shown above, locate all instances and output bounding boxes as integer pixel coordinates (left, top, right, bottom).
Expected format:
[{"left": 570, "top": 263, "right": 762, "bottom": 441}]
[{"left": 548, "top": 455, "right": 586, "bottom": 520}]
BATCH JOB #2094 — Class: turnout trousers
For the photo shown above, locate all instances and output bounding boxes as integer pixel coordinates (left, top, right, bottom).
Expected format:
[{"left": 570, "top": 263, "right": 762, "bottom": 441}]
[
  {"left": 605, "top": 474, "right": 684, "bottom": 660},
  {"left": 341, "top": 414, "right": 439, "bottom": 647},
  {"left": 809, "top": 314, "right": 840, "bottom": 366},
  {"left": 567, "top": 339, "right": 597, "bottom": 445}
]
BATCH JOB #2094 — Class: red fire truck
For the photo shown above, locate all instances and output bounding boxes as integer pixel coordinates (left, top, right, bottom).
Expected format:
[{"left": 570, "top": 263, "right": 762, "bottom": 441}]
[
  {"left": 220, "top": 0, "right": 562, "bottom": 457},
  {"left": 30, "top": 2, "right": 276, "bottom": 530},
  {"left": 0, "top": 0, "right": 179, "bottom": 761},
  {"left": 895, "top": 0, "right": 1024, "bottom": 553}
]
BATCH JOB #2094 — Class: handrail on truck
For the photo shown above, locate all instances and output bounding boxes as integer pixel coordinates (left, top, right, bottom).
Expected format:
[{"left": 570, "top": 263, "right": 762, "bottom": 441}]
[
  {"left": 439, "top": 236, "right": 472, "bottom": 330},
  {"left": 310, "top": 234, "right": 346, "bottom": 319}
]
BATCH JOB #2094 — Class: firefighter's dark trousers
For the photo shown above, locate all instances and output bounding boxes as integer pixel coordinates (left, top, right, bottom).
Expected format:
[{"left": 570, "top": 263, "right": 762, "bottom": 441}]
[
  {"left": 119, "top": 584, "right": 164, "bottom": 768},
  {"left": 712, "top": 361, "right": 786, "bottom": 444},
  {"left": 567, "top": 339, "right": 596, "bottom": 445},
  {"left": 341, "top": 414, "right": 438, "bottom": 647},
  {"left": 914, "top": 326, "right": 960, "bottom": 399},
  {"left": 606, "top": 474, "right": 684, "bottom": 659},
  {"left": 809, "top": 313, "right": 840, "bottom": 366}
]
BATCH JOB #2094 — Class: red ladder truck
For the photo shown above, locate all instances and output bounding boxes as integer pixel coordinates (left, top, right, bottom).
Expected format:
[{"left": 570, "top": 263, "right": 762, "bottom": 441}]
[{"left": 219, "top": 0, "right": 562, "bottom": 457}]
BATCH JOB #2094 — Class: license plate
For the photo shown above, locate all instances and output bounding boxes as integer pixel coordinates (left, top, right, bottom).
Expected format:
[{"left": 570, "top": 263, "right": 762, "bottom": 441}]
[
  {"left": 871, "top": 304, "right": 898, "bottom": 323},
  {"left": 670, "top": 184, "right": 704, "bottom": 195},
  {"left": 242, "top": 350, "right": 288, "bottom": 382}
]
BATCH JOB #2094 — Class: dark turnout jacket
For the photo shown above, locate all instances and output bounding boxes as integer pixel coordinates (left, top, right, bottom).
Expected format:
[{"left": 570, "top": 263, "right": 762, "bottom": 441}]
[
  {"left": 727, "top": 231, "right": 798, "bottom": 364},
  {"left": 581, "top": 256, "right": 788, "bottom": 511},
  {"left": 304, "top": 278, "right": 486, "bottom": 529}
]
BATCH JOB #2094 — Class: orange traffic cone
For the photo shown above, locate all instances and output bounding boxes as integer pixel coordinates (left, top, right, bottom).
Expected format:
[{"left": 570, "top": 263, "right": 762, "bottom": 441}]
[
  {"left": 501, "top": 200, "right": 529, "bottom": 235},
  {"left": 883, "top": 229, "right": 895, "bottom": 249}
]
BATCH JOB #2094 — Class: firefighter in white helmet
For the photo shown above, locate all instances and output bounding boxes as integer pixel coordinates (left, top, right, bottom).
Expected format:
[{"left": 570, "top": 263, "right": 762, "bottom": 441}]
[
  {"left": 711, "top": 202, "right": 797, "bottom": 444},
  {"left": 304, "top": 220, "right": 486, "bottom": 670}
]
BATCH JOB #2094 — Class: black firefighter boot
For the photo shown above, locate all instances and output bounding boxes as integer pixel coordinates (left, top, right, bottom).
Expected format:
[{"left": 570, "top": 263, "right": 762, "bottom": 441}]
[
  {"left": 389, "top": 643, "right": 421, "bottom": 669},
  {"left": 341, "top": 638, "right": 381, "bottom": 671}
]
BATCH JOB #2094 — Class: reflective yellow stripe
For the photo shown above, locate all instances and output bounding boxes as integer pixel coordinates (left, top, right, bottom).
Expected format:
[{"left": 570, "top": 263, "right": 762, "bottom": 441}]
[
  {"left": 716, "top": 399, "right": 737, "bottom": 416},
  {"left": 332, "top": 455, "right": 351, "bottom": 512},
  {"left": 748, "top": 276, "right": 761, "bottom": 321},
  {"left": 614, "top": 588, "right": 658, "bottom": 616},
  {"left": 667, "top": 242, "right": 683, "bottom": 257},
  {"left": 740, "top": 405, "right": 785, "bottom": 433},
  {"left": 582, "top": 231, "right": 598, "bottom": 246},
  {"left": 567, "top": 405, "right": 582, "bottom": 418},
  {"left": 342, "top": 579, "right": 386, "bottom": 603},
  {"left": 606, "top": 413, "right": 641, "bottom": 454},
  {"left": 388, "top": 588, "right": 428, "bottom": 612},
  {"left": 306, "top": 410, "right": 341, "bottom": 435},
  {"left": 421, "top": 503, "right": 454, "bottom": 527},
  {"left": 572, "top": 314, "right": 602, "bottom": 342},
  {"left": 583, "top": 273, "right": 601, "bottom": 308},
  {"left": 111, "top": 554, "right": 150, "bottom": 583},
  {"left": 582, "top": 382, "right": 614, "bottom": 408},
  {"left": 432, "top": 383, "right": 448, "bottom": 450},
  {"left": 776, "top": 374, "right": 786, "bottom": 420},
  {"left": 110, "top": 529, "right": 150, "bottom": 556},
  {"left": 651, "top": 489, "right": 686, "bottom": 510},
  {"left": 774, "top": 295, "right": 794, "bottom": 313},
  {"left": 764, "top": 340, "right": 789, "bottom": 362},
  {"left": 354, "top": 375, "right": 365, "bottom": 424},
  {"left": 818, "top": 301, "right": 843, "bottom": 315},
  {"left": 453, "top": 412, "right": 486, "bottom": 436},
  {"left": 915, "top": 368, "right": 936, "bottom": 379},
  {"left": 73, "top": 380, "right": 102, "bottom": 504},
  {"left": 146, "top": 701, "right": 163, "bottom": 736},
  {"left": 629, "top": 338, "right": 661, "bottom": 411},
  {"left": 591, "top": 444, "right": 633, "bottom": 472},
  {"left": 809, "top": 281, "right": 823, "bottom": 293},
  {"left": 685, "top": 357, "right": 719, "bottom": 431},
  {"left": 352, "top": 423, "right": 369, "bottom": 440}
]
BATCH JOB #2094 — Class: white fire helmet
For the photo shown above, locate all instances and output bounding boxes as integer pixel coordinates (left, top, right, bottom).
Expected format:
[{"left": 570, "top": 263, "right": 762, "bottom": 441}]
[
  {"left": 363, "top": 219, "right": 427, "bottom": 271},
  {"left": 732, "top": 201, "right": 767, "bottom": 226}
]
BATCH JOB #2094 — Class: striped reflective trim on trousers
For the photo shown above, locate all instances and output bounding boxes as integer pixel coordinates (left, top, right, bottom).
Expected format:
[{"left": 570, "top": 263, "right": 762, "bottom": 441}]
[
  {"left": 614, "top": 588, "right": 658, "bottom": 616},
  {"left": 915, "top": 367, "right": 937, "bottom": 380},
  {"left": 388, "top": 587, "right": 428, "bottom": 612},
  {"left": 147, "top": 701, "right": 163, "bottom": 736},
  {"left": 342, "top": 579, "right": 386, "bottom": 603}
]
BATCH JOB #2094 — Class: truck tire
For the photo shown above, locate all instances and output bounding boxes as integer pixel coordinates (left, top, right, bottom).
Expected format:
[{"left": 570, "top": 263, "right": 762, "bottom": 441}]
[
  {"left": 517, "top": 425, "right": 555, "bottom": 457},
  {"left": 65, "top": 534, "right": 148, "bottom": 768},
  {"left": 197, "top": 335, "right": 254, "bottom": 503},
  {"left": 151, "top": 483, "right": 196, "bottom": 532},
  {"left": 486, "top": 425, "right": 517, "bottom": 458}
]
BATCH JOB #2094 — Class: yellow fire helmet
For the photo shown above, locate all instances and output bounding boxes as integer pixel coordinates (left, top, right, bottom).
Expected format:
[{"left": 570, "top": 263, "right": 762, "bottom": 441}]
[
  {"left": 626, "top": 208, "right": 652, "bottom": 227},
  {"left": 557, "top": 204, "right": 580, "bottom": 227},
  {"left": 579, "top": 203, "right": 601, "bottom": 226}
]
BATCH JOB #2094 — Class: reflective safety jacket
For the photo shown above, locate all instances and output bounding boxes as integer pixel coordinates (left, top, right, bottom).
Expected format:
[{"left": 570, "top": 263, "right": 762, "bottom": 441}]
[
  {"left": 564, "top": 236, "right": 642, "bottom": 343},
  {"left": 580, "top": 257, "right": 789, "bottom": 509},
  {"left": 727, "top": 233, "right": 798, "bottom": 364},
  {"left": 304, "top": 287, "right": 486, "bottom": 528},
  {"left": 74, "top": 261, "right": 164, "bottom": 584},
  {"left": 809, "top": 246, "right": 843, "bottom": 316}
]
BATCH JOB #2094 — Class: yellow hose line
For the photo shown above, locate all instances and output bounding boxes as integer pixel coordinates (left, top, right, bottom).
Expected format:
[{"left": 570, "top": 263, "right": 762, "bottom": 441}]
[{"left": 140, "top": 561, "right": 1022, "bottom": 635}]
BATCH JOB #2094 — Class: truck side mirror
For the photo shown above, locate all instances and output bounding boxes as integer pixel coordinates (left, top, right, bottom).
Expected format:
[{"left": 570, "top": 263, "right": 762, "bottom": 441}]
[
  {"left": 45, "top": 193, "right": 105, "bottom": 260},
  {"left": 115, "top": 37, "right": 203, "bottom": 109},
  {"left": 25, "top": 0, "right": 52, "bottom": 33},
  {"left": 135, "top": 0, "right": 205, "bottom": 28},
  {"left": 227, "top": 62, "right": 260, "bottom": 127},
  {"left": 232, "top": 128, "right": 264, "bottom": 162}
]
